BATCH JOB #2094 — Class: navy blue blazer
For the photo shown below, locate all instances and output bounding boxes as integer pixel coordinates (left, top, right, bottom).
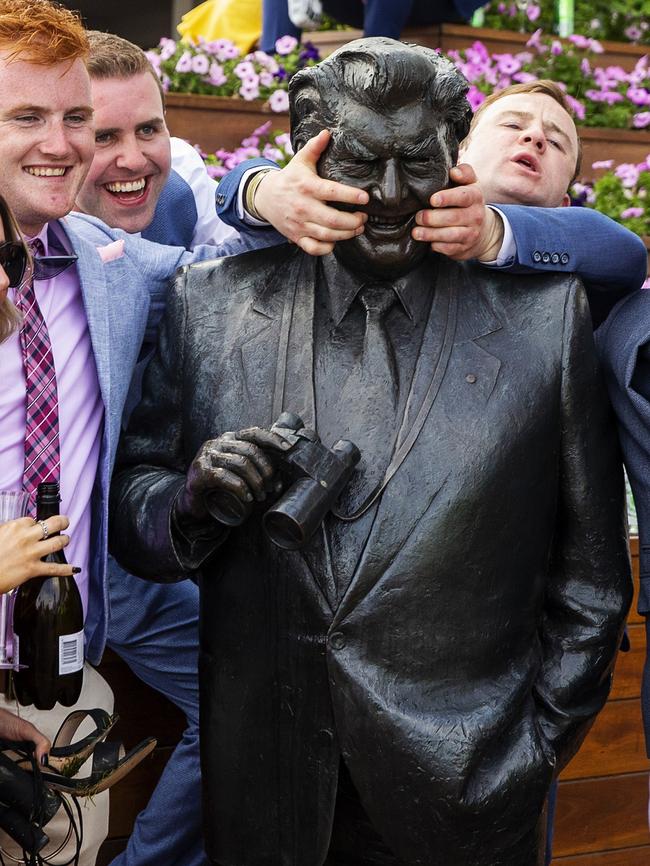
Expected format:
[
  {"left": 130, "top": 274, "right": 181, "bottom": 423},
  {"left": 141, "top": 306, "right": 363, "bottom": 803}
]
[{"left": 597, "top": 289, "right": 650, "bottom": 751}]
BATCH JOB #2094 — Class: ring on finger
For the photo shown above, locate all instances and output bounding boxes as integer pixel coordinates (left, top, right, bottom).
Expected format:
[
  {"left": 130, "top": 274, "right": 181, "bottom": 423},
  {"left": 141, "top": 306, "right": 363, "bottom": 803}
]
[{"left": 37, "top": 519, "right": 49, "bottom": 541}]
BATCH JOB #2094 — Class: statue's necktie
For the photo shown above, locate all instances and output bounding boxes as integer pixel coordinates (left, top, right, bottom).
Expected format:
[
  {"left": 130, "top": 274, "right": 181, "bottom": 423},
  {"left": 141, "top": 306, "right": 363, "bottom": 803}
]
[
  {"left": 15, "top": 238, "right": 60, "bottom": 505},
  {"left": 341, "top": 283, "right": 398, "bottom": 499}
]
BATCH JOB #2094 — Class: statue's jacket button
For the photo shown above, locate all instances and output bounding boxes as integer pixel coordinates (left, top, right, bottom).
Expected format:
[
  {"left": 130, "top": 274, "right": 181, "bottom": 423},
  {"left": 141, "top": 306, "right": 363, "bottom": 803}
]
[{"left": 329, "top": 631, "right": 346, "bottom": 650}]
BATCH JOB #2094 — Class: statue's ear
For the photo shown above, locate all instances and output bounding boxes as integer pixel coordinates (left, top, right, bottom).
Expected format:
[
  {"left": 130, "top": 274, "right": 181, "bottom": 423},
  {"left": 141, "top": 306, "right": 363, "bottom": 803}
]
[{"left": 290, "top": 83, "right": 326, "bottom": 152}]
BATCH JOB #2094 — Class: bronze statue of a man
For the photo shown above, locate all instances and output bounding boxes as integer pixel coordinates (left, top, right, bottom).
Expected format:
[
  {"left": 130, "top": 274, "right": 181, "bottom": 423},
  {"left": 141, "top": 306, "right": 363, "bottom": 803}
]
[{"left": 110, "top": 38, "right": 632, "bottom": 866}]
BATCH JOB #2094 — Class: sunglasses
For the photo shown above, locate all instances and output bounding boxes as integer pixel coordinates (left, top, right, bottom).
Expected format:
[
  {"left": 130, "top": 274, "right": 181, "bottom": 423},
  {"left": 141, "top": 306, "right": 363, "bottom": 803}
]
[{"left": 0, "top": 241, "right": 28, "bottom": 289}]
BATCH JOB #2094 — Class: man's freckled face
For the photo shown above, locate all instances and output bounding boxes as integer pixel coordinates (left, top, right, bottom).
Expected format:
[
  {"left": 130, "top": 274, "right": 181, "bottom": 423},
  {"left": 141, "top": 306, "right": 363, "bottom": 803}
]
[
  {"left": 75, "top": 72, "right": 172, "bottom": 233},
  {"left": 0, "top": 56, "right": 95, "bottom": 236},
  {"left": 318, "top": 100, "right": 452, "bottom": 279}
]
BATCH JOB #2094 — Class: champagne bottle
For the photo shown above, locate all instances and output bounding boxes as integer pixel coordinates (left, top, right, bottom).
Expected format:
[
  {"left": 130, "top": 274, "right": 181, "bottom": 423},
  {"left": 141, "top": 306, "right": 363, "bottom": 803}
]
[{"left": 12, "top": 482, "right": 84, "bottom": 710}]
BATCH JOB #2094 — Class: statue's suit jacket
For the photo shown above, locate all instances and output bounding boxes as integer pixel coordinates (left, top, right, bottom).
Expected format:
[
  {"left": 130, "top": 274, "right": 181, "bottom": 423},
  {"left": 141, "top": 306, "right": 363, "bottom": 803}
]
[
  {"left": 596, "top": 288, "right": 650, "bottom": 754},
  {"left": 110, "top": 244, "right": 632, "bottom": 866}
]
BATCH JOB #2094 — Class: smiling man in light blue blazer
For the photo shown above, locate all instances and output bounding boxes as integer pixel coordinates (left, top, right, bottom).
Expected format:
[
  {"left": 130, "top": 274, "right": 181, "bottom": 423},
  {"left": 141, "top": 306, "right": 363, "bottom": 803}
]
[{"left": 0, "top": 4, "right": 252, "bottom": 865}]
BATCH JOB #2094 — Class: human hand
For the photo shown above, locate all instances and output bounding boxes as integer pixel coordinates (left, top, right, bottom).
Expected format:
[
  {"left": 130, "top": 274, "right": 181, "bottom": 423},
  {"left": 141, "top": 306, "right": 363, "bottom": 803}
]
[
  {"left": 175, "top": 427, "right": 292, "bottom": 524},
  {"left": 412, "top": 164, "right": 505, "bottom": 262},
  {"left": 0, "top": 516, "right": 78, "bottom": 594},
  {"left": 253, "top": 130, "right": 369, "bottom": 255},
  {"left": 0, "top": 707, "right": 51, "bottom": 763}
]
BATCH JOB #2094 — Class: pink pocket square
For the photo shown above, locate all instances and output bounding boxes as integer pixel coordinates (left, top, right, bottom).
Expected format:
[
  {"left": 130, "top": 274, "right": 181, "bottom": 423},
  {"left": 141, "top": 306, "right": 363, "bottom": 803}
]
[{"left": 96, "top": 239, "right": 125, "bottom": 263}]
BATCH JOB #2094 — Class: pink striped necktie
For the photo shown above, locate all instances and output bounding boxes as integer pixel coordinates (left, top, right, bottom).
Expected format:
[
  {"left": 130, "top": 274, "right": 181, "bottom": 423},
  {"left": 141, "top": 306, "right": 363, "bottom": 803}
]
[{"left": 15, "top": 237, "right": 60, "bottom": 508}]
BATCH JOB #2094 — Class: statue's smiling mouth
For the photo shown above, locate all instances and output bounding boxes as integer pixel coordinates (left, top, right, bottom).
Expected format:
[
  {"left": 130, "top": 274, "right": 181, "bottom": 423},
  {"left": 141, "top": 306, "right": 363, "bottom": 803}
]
[{"left": 365, "top": 212, "right": 416, "bottom": 235}]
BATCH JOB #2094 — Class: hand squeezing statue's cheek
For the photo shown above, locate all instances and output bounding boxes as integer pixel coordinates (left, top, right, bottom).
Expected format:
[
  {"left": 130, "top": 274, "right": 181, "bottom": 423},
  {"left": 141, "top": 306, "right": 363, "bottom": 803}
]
[{"left": 318, "top": 99, "right": 453, "bottom": 280}]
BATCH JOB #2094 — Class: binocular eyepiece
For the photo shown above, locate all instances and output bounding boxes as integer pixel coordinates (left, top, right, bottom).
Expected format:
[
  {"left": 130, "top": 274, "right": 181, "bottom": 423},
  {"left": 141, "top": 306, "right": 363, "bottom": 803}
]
[{"left": 204, "top": 412, "right": 360, "bottom": 550}]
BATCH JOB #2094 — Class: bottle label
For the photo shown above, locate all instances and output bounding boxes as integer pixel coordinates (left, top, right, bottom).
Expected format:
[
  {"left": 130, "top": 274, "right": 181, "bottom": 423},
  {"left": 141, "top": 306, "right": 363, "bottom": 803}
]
[{"left": 59, "top": 630, "right": 84, "bottom": 675}]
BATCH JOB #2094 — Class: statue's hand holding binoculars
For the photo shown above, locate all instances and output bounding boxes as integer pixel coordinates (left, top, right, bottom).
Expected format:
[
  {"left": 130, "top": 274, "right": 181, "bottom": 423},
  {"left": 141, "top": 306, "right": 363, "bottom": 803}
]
[
  {"left": 174, "top": 413, "right": 360, "bottom": 550},
  {"left": 175, "top": 426, "right": 292, "bottom": 526}
]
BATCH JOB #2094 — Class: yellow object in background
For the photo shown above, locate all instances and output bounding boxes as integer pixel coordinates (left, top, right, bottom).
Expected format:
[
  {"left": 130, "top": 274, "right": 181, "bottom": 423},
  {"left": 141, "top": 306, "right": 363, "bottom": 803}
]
[{"left": 177, "top": 0, "right": 262, "bottom": 54}]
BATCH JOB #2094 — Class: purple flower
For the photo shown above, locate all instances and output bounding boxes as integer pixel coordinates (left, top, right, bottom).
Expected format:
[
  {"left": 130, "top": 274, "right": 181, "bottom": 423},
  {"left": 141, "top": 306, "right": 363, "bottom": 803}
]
[
  {"left": 512, "top": 71, "right": 538, "bottom": 84},
  {"left": 239, "top": 81, "right": 260, "bottom": 100},
  {"left": 615, "top": 163, "right": 640, "bottom": 186},
  {"left": 159, "top": 37, "right": 177, "bottom": 61},
  {"left": 274, "top": 132, "right": 293, "bottom": 152},
  {"left": 262, "top": 145, "right": 284, "bottom": 162},
  {"left": 234, "top": 61, "right": 255, "bottom": 79},
  {"left": 206, "top": 62, "right": 227, "bottom": 86},
  {"left": 220, "top": 43, "right": 240, "bottom": 61},
  {"left": 175, "top": 52, "right": 193, "bottom": 73},
  {"left": 299, "top": 41, "right": 320, "bottom": 62},
  {"left": 526, "top": 4, "right": 540, "bottom": 21},
  {"left": 526, "top": 29, "right": 544, "bottom": 50},
  {"left": 568, "top": 34, "right": 589, "bottom": 49},
  {"left": 145, "top": 50, "right": 161, "bottom": 70},
  {"left": 275, "top": 35, "right": 298, "bottom": 55},
  {"left": 259, "top": 71, "right": 275, "bottom": 87},
  {"left": 628, "top": 87, "right": 650, "bottom": 106},
  {"left": 550, "top": 40, "right": 563, "bottom": 56},
  {"left": 241, "top": 135, "right": 260, "bottom": 147},
  {"left": 269, "top": 89, "right": 290, "bottom": 112},
  {"left": 466, "top": 85, "right": 485, "bottom": 112},
  {"left": 591, "top": 159, "right": 614, "bottom": 169},
  {"left": 275, "top": 67, "right": 288, "bottom": 81},
  {"left": 494, "top": 53, "right": 521, "bottom": 75},
  {"left": 621, "top": 206, "right": 644, "bottom": 218},
  {"left": 580, "top": 58, "right": 591, "bottom": 76},
  {"left": 625, "top": 26, "right": 643, "bottom": 42},
  {"left": 191, "top": 54, "right": 209, "bottom": 75},
  {"left": 253, "top": 121, "right": 273, "bottom": 136},
  {"left": 633, "top": 112, "right": 650, "bottom": 128},
  {"left": 564, "top": 95, "right": 586, "bottom": 121},
  {"left": 207, "top": 164, "right": 228, "bottom": 179}
]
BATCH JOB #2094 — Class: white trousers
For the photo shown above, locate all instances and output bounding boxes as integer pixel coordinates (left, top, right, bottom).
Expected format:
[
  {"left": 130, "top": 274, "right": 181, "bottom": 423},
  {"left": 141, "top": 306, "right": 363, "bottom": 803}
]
[{"left": 0, "top": 663, "right": 113, "bottom": 865}]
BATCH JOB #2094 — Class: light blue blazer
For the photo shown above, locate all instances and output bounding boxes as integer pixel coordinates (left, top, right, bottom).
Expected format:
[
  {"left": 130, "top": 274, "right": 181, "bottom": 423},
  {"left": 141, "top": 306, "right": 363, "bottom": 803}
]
[{"left": 60, "top": 212, "right": 245, "bottom": 663}]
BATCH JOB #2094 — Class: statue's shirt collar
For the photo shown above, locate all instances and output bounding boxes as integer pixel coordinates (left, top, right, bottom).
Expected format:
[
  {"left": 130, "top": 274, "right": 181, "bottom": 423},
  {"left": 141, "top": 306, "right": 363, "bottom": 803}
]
[{"left": 319, "top": 253, "right": 431, "bottom": 327}]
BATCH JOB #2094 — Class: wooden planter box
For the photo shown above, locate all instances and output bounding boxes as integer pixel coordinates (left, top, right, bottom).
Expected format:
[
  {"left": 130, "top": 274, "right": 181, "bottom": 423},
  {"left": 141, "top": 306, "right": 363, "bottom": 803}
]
[
  {"left": 578, "top": 127, "right": 650, "bottom": 179},
  {"left": 437, "top": 24, "right": 650, "bottom": 72},
  {"left": 165, "top": 92, "right": 289, "bottom": 153},
  {"left": 309, "top": 23, "right": 649, "bottom": 72}
]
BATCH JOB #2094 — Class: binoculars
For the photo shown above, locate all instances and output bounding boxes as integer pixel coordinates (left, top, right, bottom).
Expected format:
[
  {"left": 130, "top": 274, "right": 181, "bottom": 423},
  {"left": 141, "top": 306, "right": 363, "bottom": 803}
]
[{"left": 204, "top": 412, "right": 360, "bottom": 550}]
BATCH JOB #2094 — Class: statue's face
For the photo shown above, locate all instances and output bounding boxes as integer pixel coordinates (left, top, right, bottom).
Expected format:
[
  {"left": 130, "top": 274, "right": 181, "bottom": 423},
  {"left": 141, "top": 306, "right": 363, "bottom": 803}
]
[{"left": 319, "top": 97, "right": 452, "bottom": 279}]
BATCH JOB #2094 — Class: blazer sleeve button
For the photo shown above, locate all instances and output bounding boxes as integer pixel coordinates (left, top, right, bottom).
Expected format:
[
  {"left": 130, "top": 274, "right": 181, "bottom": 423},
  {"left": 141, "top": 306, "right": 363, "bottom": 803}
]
[{"left": 532, "top": 251, "right": 542, "bottom": 263}]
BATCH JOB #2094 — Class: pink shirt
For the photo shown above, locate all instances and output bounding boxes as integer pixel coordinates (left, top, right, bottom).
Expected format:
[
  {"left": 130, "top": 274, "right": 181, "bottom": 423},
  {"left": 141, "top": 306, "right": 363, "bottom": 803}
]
[{"left": 0, "top": 222, "right": 104, "bottom": 617}]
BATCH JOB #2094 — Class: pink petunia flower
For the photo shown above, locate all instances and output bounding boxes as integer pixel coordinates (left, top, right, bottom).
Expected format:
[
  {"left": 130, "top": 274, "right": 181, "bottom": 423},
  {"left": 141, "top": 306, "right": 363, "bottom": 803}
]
[
  {"left": 175, "top": 52, "right": 193, "bottom": 73},
  {"left": 269, "top": 89, "right": 290, "bottom": 112},
  {"left": 621, "top": 207, "right": 644, "bottom": 218},
  {"left": 275, "top": 35, "right": 298, "bottom": 55},
  {"left": 191, "top": 54, "right": 209, "bottom": 75}
]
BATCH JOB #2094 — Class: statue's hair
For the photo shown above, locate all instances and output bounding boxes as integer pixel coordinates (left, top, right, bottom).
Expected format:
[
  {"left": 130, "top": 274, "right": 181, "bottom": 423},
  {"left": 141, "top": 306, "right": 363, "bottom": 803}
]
[
  {"left": 0, "top": 0, "right": 88, "bottom": 65},
  {"left": 289, "top": 38, "right": 471, "bottom": 164},
  {"left": 86, "top": 30, "right": 164, "bottom": 103}
]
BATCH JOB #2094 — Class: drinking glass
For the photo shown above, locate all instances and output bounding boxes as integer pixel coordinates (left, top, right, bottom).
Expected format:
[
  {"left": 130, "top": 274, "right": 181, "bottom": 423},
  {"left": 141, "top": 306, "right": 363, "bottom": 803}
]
[{"left": 0, "top": 490, "right": 30, "bottom": 670}]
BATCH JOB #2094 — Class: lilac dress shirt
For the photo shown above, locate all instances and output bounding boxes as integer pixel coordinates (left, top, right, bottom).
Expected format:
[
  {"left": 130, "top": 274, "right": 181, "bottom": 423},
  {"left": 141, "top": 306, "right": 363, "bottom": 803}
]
[{"left": 0, "top": 222, "right": 103, "bottom": 616}]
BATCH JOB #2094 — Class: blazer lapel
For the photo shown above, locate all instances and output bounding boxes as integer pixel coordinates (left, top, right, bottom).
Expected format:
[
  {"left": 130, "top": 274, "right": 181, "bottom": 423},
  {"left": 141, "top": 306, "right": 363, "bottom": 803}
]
[
  {"left": 240, "top": 251, "right": 317, "bottom": 427},
  {"left": 336, "top": 262, "right": 503, "bottom": 618},
  {"left": 60, "top": 221, "right": 113, "bottom": 448}
]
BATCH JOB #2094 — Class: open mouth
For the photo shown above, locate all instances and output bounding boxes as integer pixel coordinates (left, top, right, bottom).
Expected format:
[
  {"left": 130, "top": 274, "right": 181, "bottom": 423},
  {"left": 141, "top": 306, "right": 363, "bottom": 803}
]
[
  {"left": 512, "top": 154, "right": 539, "bottom": 174},
  {"left": 365, "top": 212, "right": 416, "bottom": 236},
  {"left": 103, "top": 176, "right": 149, "bottom": 204},
  {"left": 24, "top": 166, "right": 68, "bottom": 178}
]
